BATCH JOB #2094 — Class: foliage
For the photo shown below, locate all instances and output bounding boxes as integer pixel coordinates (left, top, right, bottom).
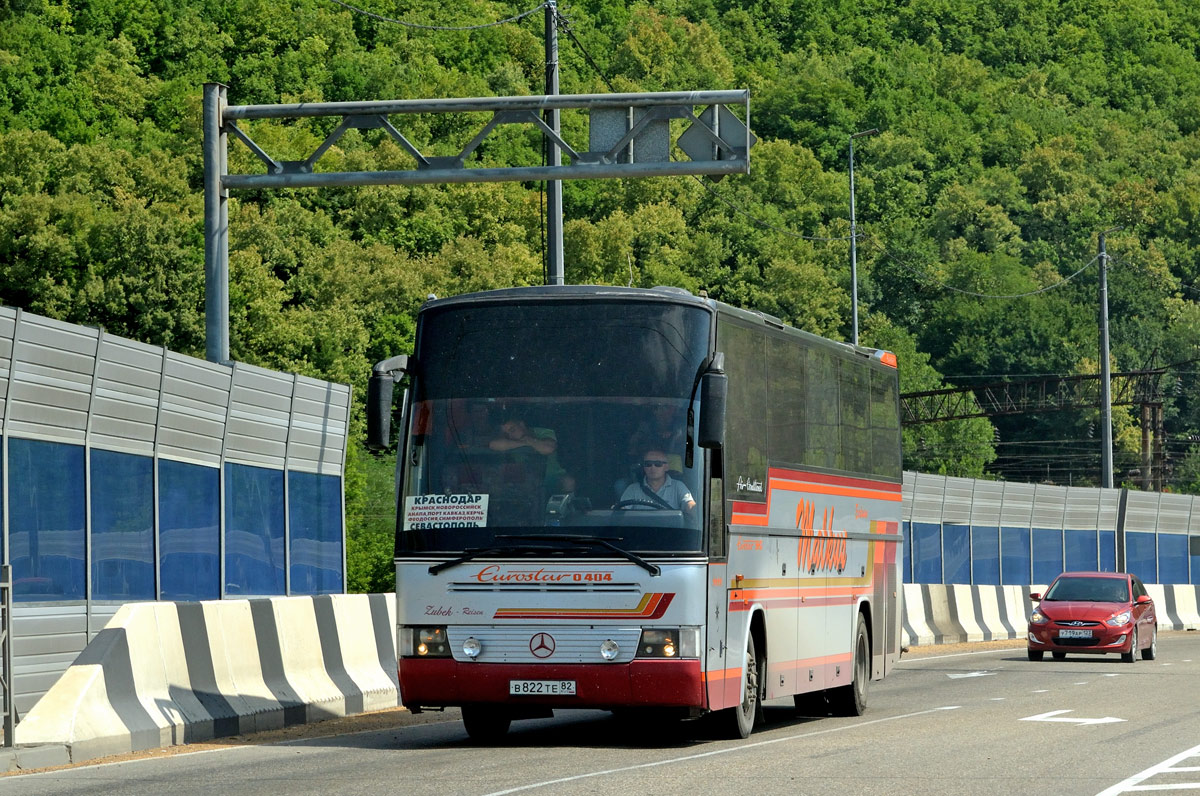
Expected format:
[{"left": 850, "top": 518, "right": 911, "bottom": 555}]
[{"left": 5, "top": 0, "right": 1200, "bottom": 586}]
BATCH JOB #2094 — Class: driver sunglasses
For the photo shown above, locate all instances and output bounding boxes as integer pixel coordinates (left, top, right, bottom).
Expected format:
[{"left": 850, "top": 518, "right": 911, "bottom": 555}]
[{"left": 642, "top": 460, "right": 668, "bottom": 468}]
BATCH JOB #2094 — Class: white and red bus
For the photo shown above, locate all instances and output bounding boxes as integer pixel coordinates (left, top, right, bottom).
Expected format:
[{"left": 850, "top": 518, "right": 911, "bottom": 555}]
[{"left": 368, "top": 285, "right": 903, "bottom": 740}]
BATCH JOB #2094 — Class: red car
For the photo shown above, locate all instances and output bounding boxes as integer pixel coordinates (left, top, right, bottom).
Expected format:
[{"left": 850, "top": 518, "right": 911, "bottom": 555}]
[{"left": 1027, "top": 572, "right": 1157, "bottom": 662}]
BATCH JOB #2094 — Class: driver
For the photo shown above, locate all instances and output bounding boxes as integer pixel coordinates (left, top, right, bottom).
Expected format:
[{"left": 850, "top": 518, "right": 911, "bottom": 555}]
[{"left": 619, "top": 448, "right": 696, "bottom": 514}]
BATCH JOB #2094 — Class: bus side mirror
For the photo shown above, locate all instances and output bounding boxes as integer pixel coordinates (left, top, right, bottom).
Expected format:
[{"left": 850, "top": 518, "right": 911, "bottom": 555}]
[
  {"left": 698, "top": 356, "right": 726, "bottom": 450},
  {"left": 367, "top": 354, "right": 410, "bottom": 451}
]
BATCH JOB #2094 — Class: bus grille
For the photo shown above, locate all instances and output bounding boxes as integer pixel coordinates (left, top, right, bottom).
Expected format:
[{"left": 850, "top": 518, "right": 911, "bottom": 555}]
[{"left": 446, "top": 626, "right": 643, "bottom": 663}]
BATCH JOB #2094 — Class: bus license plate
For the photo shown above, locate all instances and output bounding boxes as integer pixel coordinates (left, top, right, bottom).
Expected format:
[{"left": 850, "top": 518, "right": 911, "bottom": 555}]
[
  {"left": 509, "top": 680, "right": 576, "bottom": 696},
  {"left": 1058, "top": 629, "right": 1093, "bottom": 639}
]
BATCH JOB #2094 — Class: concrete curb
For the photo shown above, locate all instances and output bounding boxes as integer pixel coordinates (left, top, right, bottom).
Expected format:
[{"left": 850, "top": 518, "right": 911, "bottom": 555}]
[{"left": 8, "top": 594, "right": 399, "bottom": 767}]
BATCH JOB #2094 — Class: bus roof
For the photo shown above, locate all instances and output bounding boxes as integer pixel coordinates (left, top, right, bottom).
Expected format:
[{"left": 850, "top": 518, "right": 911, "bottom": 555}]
[{"left": 420, "top": 284, "right": 892, "bottom": 365}]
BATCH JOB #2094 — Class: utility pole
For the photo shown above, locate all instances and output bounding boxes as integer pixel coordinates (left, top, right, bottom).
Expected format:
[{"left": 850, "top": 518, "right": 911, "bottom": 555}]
[
  {"left": 1099, "top": 228, "right": 1120, "bottom": 489},
  {"left": 848, "top": 128, "right": 878, "bottom": 346},
  {"left": 545, "top": 1, "right": 563, "bottom": 285},
  {"left": 203, "top": 83, "right": 230, "bottom": 364}
]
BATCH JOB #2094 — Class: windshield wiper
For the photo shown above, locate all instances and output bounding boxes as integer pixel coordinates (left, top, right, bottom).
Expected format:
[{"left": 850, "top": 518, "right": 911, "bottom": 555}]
[
  {"left": 428, "top": 544, "right": 559, "bottom": 575},
  {"left": 497, "top": 533, "right": 661, "bottom": 576}
]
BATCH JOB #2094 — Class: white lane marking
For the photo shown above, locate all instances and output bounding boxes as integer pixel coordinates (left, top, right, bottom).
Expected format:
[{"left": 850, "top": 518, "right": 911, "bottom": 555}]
[
  {"left": 1095, "top": 742, "right": 1200, "bottom": 795},
  {"left": 480, "top": 706, "right": 962, "bottom": 796},
  {"left": 947, "top": 670, "right": 997, "bottom": 679},
  {"left": 1021, "top": 709, "right": 1125, "bottom": 726},
  {"left": 1033, "top": 689, "right": 1049, "bottom": 693},
  {"left": 898, "top": 647, "right": 1020, "bottom": 663}
]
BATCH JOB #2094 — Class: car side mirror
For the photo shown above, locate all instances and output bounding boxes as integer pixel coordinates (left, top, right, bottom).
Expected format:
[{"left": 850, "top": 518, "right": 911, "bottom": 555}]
[
  {"left": 1029, "top": 593, "right": 1041, "bottom": 601},
  {"left": 1135, "top": 594, "right": 1151, "bottom": 604}
]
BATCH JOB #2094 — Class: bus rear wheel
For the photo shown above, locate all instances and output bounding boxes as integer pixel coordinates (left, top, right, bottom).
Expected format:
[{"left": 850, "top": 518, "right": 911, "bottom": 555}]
[
  {"left": 829, "top": 614, "right": 869, "bottom": 716},
  {"left": 722, "top": 633, "right": 762, "bottom": 739},
  {"left": 461, "top": 706, "right": 511, "bottom": 743}
]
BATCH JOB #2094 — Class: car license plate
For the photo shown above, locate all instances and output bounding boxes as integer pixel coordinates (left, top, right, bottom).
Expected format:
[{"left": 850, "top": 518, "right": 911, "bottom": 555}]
[
  {"left": 509, "top": 679, "right": 576, "bottom": 696},
  {"left": 1058, "top": 628, "right": 1093, "bottom": 639}
]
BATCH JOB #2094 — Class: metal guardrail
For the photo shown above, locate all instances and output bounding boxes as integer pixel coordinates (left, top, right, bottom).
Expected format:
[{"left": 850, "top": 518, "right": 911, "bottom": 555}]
[{"left": 1, "top": 564, "right": 14, "bottom": 747}]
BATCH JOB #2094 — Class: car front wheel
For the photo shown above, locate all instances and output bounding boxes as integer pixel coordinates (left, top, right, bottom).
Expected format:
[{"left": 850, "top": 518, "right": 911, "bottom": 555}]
[{"left": 1027, "top": 649, "right": 1044, "bottom": 661}]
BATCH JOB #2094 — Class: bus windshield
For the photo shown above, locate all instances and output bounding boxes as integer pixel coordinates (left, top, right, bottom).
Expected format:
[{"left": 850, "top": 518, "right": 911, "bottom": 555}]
[{"left": 398, "top": 299, "right": 711, "bottom": 556}]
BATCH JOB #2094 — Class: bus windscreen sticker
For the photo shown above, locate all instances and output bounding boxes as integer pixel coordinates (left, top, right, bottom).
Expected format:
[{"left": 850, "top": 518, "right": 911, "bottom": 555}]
[{"left": 403, "top": 494, "right": 489, "bottom": 530}]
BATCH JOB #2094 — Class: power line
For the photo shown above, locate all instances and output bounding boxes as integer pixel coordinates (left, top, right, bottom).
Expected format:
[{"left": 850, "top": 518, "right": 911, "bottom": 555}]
[{"left": 327, "top": 0, "right": 548, "bottom": 30}]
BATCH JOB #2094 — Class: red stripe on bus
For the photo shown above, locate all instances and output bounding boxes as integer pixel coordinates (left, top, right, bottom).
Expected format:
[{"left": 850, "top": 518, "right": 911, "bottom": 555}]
[{"left": 768, "top": 467, "right": 902, "bottom": 493}]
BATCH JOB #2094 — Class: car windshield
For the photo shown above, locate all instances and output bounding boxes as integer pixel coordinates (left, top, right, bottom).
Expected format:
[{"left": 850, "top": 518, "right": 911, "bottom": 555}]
[
  {"left": 1044, "top": 577, "right": 1129, "bottom": 603},
  {"left": 397, "top": 299, "right": 711, "bottom": 555}
]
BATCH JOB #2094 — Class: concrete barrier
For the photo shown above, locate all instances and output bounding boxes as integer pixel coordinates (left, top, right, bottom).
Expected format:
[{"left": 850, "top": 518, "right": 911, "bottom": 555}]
[
  {"left": 13, "top": 594, "right": 398, "bottom": 764},
  {"left": 903, "top": 583, "right": 1200, "bottom": 648}
]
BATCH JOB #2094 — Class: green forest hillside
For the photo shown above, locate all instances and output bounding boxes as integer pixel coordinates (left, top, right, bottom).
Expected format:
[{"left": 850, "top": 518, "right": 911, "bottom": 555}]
[{"left": 5, "top": 0, "right": 1200, "bottom": 589}]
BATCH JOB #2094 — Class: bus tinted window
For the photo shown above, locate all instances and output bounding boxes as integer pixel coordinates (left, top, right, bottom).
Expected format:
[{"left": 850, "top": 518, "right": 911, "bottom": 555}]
[
  {"left": 871, "top": 368, "right": 902, "bottom": 478},
  {"left": 718, "top": 322, "right": 767, "bottom": 500},
  {"left": 767, "top": 334, "right": 806, "bottom": 466},
  {"left": 804, "top": 345, "right": 839, "bottom": 471},
  {"left": 839, "top": 360, "right": 870, "bottom": 474},
  {"left": 398, "top": 300, "right": 710, "bottom": 554}
]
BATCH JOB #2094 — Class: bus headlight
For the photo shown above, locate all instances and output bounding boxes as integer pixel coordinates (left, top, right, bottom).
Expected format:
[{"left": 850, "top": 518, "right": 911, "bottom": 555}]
[
  {"left": 637, "top": 628, "right": 700, "bottom": 658},
  {"left": 600, "top": 639, "right": 620, "bottom": 661},
  {"left": 463, "top": 637, "right": 482, "bottom": 658},
  {"left": 400, "top": 626, "right": 451, "bottom": 658}
]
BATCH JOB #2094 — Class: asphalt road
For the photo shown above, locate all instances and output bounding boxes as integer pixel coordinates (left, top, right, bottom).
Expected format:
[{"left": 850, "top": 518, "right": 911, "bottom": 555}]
[{"left": 5, "top": 632, "right": 1199, "bottom": 796}]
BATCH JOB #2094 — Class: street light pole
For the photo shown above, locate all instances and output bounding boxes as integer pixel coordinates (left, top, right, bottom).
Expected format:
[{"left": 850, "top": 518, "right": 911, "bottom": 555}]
[
  {"left": 849, "top": 128, "right": 878, "bottom": 347},
  {"left": 1099, "top": 226, "right": 1121, "bottom": 489},
  {"left": 544, "top": 0, "right": 563, "bottom": 285}
]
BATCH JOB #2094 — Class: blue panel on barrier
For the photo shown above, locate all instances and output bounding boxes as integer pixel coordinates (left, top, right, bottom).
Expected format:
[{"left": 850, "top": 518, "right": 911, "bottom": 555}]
[
  {"left": 159, "top": 458, "right": 220, "bottom": 601},
  {"left": 972, "top": 526, "right": 1000, "bottom": 585},
  {"left": 8, "top": 439, "right": 85, "bottom": 601},
  {"left": 288, "top": 471, "right": 343, "bottom": 594},
  {"left": 1158, "top": 534, "right": 1187, "bottom": 584},
  {"left": 913, "top": 522, "right": 942, "bottom": 583},
  {"left": 943, "top": 524, "right": 970, "bottom": 584},
  {"left": 1099, "top": 530, "right": 1116, "bottom": 572},
  {"left": 91, "top": 449, "right": 155, "bottom": 600},
  {"left": 1032, "top": 528, "right": 1064, "bottom": 584},
  {"left": 225, "top": 463, "right": 286, "bottom": 595},
  {"left": 902, "top": 522, "right": 912, "bottom": 583},
  {"left": 1001, "top": 526, "right": 1031, "bottom": 585},
  {"left": 1126, "top": 531, "right": 1156, "bottom": 584},
  {"left": 1064, "top": 529, "right": 1098, "bottom": 573}
]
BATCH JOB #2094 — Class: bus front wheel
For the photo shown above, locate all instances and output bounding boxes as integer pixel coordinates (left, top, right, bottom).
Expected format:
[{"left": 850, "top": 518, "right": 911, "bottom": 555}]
[
  {"left": 462, "top": 706, "right": 511, "bottom": 743},
  {"left": 722, "top": 633, "right": 762, "bottom": 739}
]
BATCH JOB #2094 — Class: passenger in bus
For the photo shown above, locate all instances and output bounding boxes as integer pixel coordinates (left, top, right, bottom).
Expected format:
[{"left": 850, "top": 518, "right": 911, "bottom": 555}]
[
  {"left": 619, "top": 448, "right": 696, "bottom": 514},
  {"left": 489, "top": 413, "right": 574, "bottom": 493}
]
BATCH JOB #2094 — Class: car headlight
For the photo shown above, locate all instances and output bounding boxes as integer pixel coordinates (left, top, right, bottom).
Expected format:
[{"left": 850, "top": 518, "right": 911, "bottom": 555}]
[
  {"left": 1106, "top": 611, "right": 1132, "bottom": 627},
  {"left": 1030, "top": 609, "right": 1050, "bottom": 625}
]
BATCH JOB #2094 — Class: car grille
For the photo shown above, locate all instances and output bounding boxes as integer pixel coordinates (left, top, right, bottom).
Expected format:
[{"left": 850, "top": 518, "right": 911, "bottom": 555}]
[
  {"left": 1053, "top": 621, "right": 1101, "bottom": 627},
  {"left": 1054, "top": 636, "right": 1102, "bottom": 646}
]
